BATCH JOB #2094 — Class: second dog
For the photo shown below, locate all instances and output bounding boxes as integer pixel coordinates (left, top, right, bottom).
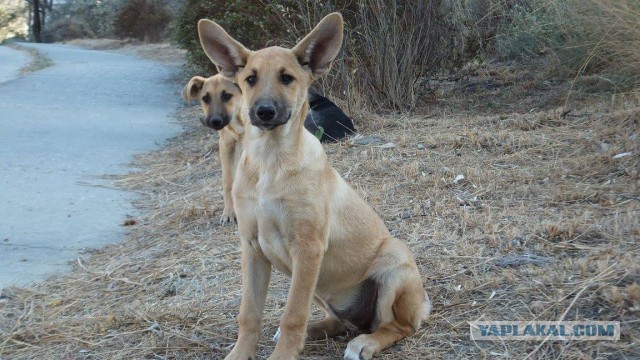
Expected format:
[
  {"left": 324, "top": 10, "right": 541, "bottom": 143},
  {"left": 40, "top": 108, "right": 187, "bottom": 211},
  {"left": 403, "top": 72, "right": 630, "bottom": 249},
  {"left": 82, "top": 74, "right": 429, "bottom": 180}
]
[{"left": 182, "top": 75, "right": 356, "bottom": 224}]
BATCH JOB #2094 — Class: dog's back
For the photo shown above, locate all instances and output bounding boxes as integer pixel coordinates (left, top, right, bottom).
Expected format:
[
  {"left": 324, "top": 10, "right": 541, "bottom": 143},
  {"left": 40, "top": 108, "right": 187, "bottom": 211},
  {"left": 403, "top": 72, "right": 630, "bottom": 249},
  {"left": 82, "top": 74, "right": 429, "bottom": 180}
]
[{"left": 304, "top": 90, "right": 356, "bottom": 143}]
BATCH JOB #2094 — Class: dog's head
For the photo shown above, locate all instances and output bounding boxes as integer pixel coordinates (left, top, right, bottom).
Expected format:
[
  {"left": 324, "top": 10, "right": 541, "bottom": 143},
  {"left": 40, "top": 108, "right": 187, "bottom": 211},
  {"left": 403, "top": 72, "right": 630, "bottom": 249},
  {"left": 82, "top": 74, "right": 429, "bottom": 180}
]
[
  {"left": 181, "top": 74, "right": 242, "bottom": 131},
  {"left": 197, "top": 13, "right": 343, "bottom": 131}
]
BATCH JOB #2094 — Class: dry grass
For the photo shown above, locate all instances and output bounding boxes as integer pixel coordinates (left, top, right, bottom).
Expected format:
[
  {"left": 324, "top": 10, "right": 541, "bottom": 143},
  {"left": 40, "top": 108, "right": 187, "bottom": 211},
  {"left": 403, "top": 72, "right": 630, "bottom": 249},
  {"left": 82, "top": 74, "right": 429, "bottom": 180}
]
[
  {"left": 568, "top": 0, "right": 640, "bottom": 92},
  {"left": 64, "top": 38, "right": 187, "bottom": 65},
  {"left": 1, "top": 80, "right": 639, "bottom": 358},
  {"left": 8, "top": 44, "right": 53, "bottom": 75}
]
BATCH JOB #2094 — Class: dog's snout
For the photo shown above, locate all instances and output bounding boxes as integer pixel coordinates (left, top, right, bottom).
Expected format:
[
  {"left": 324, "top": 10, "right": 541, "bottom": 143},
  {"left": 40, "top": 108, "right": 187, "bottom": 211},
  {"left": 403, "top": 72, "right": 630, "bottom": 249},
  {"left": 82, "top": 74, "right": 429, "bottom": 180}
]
[
  {"left": 255, "top": 103, "right": 276, "bottom": 121},
  {"left": 249, "top": 99, "right": 289, "bottom": 130},
  {"left": 202, "top": 114, "right": 229, "bottom": 130}
]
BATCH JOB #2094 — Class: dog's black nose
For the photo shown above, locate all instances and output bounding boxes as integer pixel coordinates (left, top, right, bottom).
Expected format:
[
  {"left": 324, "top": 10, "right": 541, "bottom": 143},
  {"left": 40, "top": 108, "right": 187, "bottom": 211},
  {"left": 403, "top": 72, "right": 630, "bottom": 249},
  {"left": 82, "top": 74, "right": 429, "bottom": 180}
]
[
  {"left": 202, "top": 114, "right": 227, "bottom": 130},
  {"left": 256, "top": 104, "right": 276, "bottom": 121}
]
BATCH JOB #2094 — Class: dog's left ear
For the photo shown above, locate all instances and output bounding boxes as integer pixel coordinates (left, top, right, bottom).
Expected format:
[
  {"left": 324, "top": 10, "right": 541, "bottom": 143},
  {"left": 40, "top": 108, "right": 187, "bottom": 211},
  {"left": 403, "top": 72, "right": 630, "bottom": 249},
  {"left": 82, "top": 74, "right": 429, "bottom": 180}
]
[
  {"left": 198, "top": 19, "right": 251, "bottom": 79},
  {"left": 293, "top": 12, "right": 344, "bottom": 79}
]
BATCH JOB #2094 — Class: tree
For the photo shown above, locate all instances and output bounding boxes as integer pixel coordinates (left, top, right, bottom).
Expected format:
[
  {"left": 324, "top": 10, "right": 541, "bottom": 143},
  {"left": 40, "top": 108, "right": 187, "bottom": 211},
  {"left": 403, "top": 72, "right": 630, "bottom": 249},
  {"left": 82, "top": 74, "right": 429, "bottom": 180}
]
[{"left": 32, "top": 0, "right": 41, "bottom": 42}]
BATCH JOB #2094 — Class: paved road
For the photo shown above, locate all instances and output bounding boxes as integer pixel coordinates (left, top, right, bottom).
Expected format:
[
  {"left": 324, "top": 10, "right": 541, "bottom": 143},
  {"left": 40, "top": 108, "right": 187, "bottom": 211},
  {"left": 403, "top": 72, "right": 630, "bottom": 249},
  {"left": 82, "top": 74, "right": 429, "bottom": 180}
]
[
  {"left": 0, "top": 43, "right": 182, "bottom": 288},
  {"left": 0, "top": 46, "right": 30, "bottom": 84}
]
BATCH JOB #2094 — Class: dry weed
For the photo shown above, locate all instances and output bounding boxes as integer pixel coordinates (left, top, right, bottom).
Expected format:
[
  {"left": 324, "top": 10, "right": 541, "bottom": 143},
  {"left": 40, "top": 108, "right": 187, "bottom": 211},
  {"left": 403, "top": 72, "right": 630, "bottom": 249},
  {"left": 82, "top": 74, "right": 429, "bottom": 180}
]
[{"left": 0, "top": 96, "right": 638, "bottom": 359}]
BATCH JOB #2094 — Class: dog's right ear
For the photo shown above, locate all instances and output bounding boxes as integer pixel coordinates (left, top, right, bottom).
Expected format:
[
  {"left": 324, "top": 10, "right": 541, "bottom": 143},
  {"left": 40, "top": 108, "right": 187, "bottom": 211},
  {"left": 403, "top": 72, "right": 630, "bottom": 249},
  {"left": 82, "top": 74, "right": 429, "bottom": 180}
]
[
  {"left": 198, "top": 19, "right": 251, "bottom": 79},
  {"left": 182, "top": 76, "right": 206, "bottom": 102}
]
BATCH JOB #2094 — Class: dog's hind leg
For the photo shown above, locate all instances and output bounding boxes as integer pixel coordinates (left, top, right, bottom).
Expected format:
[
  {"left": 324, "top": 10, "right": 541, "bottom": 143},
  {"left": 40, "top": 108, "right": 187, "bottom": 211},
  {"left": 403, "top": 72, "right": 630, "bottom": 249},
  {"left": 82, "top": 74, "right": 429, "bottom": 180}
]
[
  {"left": 344, "top": 263, "right": 429, "bottom": 360},
  {"left": 307, "top": 296, "right": 347, "bottom": 340},
  {"left": 273, "top": 296, "right": 346, "bottom": 343}
]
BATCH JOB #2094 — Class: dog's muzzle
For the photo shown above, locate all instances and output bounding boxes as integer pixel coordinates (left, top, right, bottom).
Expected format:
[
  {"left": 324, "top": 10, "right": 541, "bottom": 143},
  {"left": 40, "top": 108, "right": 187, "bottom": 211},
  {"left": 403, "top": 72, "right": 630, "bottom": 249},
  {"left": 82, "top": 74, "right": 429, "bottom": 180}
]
[
  {"left": 201, "top": 114, "right": 230, "bottom": 130},
  {"left": 250, "top": 100, "right": 290, "bottom": 130}
]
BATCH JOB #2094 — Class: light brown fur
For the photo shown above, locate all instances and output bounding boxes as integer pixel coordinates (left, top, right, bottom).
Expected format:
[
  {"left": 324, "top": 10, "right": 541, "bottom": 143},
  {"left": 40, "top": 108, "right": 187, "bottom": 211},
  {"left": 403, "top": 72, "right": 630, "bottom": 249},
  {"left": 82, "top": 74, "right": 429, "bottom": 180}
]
[
  {"left": 182, "top": 74, "right": 244, "bottom": 224},
  {"left": 198, "top": 13, "right": 431, "bottom": 360}
]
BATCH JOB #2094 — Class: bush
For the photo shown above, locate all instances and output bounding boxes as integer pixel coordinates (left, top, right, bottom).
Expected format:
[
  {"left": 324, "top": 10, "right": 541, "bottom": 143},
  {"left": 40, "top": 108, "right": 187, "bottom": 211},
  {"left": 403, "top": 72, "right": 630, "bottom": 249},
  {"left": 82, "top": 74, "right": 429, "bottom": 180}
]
[
  {"left": 172, "top": 0, "right": 286, "bottom": 76},
  {"left": 114, "top": 0, "right": 172, "bottom": 42},
  {"left": 175, "top": 0, "right": 640, "bottom": 112},
  {"left": 0, "top": 0, "right": 28, "bottom": 42},
  {"left": 43, "top": 0, "right": 126, "bottom": 41},
  {"left": 489, "top": 0, "right": 640, "bottom": 91},
  {"left": 267, "top": 0, "right": 457, "bottom": 112}
]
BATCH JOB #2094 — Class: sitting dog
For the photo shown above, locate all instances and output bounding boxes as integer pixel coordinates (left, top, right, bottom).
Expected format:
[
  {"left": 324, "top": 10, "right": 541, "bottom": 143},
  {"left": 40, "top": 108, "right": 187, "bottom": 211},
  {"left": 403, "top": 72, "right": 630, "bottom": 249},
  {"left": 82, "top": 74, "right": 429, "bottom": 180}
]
[
  {"left": 198, "top": 12, "right": 430, "bottom": 360},
  {"left": 183, "top": 76, "right": 355, "bottom": 225},
  {"left": 182, "top": 74, "right": 244, "bottom": 224}
]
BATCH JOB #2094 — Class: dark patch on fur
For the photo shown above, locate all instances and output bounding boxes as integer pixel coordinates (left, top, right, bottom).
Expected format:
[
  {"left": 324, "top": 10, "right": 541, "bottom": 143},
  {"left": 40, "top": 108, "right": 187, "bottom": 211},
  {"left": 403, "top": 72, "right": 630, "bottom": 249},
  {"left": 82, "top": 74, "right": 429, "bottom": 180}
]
[
  {"left": 329, "top": 278, "right": 379, "bottom": 332},
  {"left": 304, "top": 90, "right": 356, "bottom": 143}
]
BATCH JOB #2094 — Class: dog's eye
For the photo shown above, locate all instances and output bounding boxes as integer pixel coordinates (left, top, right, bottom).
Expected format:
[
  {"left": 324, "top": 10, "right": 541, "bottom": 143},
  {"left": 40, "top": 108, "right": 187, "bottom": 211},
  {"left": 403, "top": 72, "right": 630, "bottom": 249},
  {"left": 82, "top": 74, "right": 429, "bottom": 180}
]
[
  {"left": 221, "top": 92, "right": 232, "bottom": 102},
  {"left": 246, "top": 75, "right": 257, "bottom": 86},
  {"left": 202, "top": 93, "right": 211, "bottom": 104},
  {"left": 281, "top": 74, "right": 294, "bottom": 85}
]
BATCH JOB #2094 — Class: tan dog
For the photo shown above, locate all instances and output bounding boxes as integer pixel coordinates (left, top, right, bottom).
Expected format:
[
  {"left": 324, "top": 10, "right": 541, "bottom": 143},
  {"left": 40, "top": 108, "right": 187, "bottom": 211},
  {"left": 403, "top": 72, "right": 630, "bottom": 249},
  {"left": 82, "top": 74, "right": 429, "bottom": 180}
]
[
  {"left": 198, "top": 13, "right": 431, "bottom": 360},
  {"left": 182, "top": 74, "right": 244, "bottom": 224}
]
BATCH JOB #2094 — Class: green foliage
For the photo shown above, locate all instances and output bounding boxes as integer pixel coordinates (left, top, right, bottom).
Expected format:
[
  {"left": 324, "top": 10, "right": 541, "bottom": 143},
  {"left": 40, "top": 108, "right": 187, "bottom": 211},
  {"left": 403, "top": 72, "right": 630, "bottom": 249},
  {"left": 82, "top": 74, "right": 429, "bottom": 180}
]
[
  {"left": 172, "top": 0, "right": 286, "bottom": 76},
  {"left": 114, "top": 0, "right": 172, "bottom": 42}
]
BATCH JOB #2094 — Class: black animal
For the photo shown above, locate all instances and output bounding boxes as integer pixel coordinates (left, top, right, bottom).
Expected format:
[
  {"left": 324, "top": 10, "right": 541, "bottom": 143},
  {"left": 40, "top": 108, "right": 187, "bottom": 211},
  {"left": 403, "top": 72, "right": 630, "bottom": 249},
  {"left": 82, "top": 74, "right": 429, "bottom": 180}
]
[{"left": 304, "top": 90, "right": 356, "bottom": 142}]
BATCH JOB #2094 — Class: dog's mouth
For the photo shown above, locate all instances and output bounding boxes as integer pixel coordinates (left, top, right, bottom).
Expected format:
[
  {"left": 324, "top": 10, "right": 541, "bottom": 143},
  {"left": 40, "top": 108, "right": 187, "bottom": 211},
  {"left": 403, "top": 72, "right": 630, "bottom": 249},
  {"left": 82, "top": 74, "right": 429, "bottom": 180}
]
[{"left": 250, "top": 110, "right": 292, "bottom": 131}]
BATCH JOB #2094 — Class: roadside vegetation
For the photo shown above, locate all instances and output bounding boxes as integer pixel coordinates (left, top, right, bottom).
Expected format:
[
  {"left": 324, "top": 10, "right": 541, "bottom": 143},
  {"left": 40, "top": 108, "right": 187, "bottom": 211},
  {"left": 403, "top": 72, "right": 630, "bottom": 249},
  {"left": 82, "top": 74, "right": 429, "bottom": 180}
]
[
  {"left": 9, "top": 44, "right": 53, "bottom": 74},
  {"left": 0, "top": 1, "right": 638, "bottom": 359}
]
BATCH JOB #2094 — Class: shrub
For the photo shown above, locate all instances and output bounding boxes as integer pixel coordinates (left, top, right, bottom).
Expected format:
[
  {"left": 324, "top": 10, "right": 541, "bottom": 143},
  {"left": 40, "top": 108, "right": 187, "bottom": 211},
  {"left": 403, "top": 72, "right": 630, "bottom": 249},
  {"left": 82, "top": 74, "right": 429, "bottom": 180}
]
[
  {"left": 175, "top": 0, "right": 640, "bottom": 112},
  {"left": 267, "top": 0, "right": 457, "bottom": 112},
  {"left": 172, "top": 0, "right": 286, "bottom": 76},
  {"left": 114, "top": 0, "right": 172, "bottom": 42},
  {"left": 0, "top": 0, "right": 28, "bottom": 42},
  {"left": 43, "top": 0, "right": 126, "bottom": 41},
  {"left": 489, "top": 0, "right": 640, "bottom": 91}
]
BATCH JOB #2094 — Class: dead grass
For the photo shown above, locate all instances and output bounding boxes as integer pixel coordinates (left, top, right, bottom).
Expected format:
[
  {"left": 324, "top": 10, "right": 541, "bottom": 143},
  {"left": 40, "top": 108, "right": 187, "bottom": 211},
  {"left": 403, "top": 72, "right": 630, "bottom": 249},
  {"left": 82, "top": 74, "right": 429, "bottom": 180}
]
[
  {"left": 8, "top": 44, "right": 53, "bottom": 75},
  {"left": 0, "top": 82, "right": 639, "bottom": 358},
  {"left": 64, "top": 38, "right": 186, "bottom": 65}
]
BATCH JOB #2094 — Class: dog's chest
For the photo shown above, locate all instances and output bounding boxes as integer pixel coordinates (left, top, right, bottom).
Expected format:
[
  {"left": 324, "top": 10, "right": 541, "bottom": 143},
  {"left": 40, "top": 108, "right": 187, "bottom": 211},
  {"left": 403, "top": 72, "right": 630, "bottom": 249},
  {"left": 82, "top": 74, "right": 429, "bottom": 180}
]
[{"left": 256, "top": 195, "right": 293, "bottom": 275}]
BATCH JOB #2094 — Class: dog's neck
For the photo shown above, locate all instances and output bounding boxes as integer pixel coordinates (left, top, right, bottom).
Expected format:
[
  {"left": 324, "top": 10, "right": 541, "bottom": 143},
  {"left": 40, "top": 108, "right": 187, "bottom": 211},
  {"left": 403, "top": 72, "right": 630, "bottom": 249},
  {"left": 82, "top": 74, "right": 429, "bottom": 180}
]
[{"left": 243, "top": 101, "right": 316, "bottom": 175}]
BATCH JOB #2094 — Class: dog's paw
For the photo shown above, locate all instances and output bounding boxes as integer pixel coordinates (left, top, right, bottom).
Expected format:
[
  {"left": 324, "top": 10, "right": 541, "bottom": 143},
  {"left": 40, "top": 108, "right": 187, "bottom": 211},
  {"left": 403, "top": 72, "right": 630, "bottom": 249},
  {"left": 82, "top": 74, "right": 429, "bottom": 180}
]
[
  {"left": 272, "top": 327, "right": 281, "bottom": 343},
  {"left": 220, "top": 209, "right": 236, "bottom": 225},
  {"left": 344, "top": 334, "right": 377, "bottom": 360},
  {"left": 224, "top": 347, "right": 256, "bottom": 360}
]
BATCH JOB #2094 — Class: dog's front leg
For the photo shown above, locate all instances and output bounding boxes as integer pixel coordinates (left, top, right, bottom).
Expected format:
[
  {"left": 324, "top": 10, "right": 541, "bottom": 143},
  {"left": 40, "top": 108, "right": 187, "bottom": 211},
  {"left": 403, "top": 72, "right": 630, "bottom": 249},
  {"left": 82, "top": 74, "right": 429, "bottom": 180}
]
[
  {"left": 269, "top": 240, "right": 324, "bottom": 360},
  {"left": 225, "top": 239, "right": 271, "bottom": 360},
  {"left": 219, "top": 138, "right": 236, "bottom": 224}
]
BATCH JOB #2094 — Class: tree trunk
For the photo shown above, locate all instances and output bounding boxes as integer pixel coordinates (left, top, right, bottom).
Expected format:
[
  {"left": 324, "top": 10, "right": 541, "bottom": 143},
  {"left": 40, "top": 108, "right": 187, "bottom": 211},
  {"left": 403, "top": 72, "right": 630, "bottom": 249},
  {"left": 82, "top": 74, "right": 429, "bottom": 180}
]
[{"left": 33, "top": 0, "right": 42, "bottom": 43}]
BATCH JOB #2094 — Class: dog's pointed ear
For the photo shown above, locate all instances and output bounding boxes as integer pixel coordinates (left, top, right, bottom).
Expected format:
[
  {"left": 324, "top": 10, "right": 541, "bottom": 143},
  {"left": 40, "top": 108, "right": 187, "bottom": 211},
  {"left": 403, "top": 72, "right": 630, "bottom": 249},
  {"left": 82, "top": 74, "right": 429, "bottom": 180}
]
[
  {"left": 293, "top": 12, "right": 343, "bottom": 79},
  {"left": 198, "top": 19, "right": 250, "bottom": 79},
  {"left": 182, "top": 76, "right": 206, "bottom": 102}
]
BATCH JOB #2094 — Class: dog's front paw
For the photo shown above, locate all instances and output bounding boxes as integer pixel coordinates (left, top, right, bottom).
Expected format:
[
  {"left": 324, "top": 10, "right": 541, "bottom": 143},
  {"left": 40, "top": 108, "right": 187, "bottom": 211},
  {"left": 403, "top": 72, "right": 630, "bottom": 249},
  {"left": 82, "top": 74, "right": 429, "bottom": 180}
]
[
  {"left": 224, "top": 346, "right": 256, "bottom": 360},
  {"left": 344, "top": 334, "right": 378, "bottom": 360},
  {"left": 220, "top": 208, "right": 236, "bottom": 225}
]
